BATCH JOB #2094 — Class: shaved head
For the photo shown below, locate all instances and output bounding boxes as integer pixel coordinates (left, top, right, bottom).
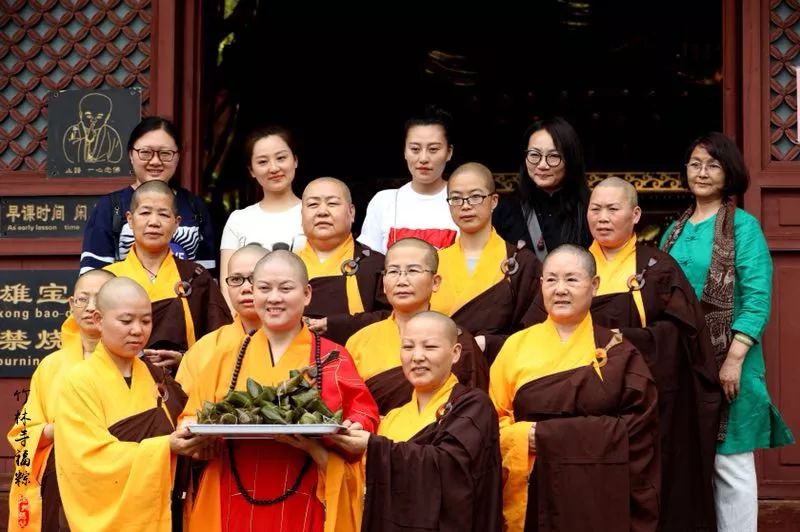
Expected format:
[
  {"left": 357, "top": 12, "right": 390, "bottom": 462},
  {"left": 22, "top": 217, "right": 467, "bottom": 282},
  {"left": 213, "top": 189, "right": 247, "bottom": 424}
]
[
  {"left": 130, "top": 180, "right": 178, "bottom": 214},
  {"left": 592, "top": 176, "right": 638, "bottom": 207},
  {"left": 303, "top": 177, "right": 352, "bottom": 203},
  {"left": 544, "top": 244, "right": 597, "bottom": 277},
  {"left": 74, "top": 269, "right": 115, "bottom": 292},
  {"left": 230, "top": 243, "right": 269, "bottom": 264},
  {"left": 96, "top": 277, "right": 151, "bottom": 313},
  {"left": 449, "top": 162, "right": 496, "bottom": 193},
  {"left": 253, "top": 249, "right": 309, "bottom": 284},
  {"left": 386, "top": 238, "right": 439, "bottom": 272},
  {"left": 407, "top": 311, "right": 459, "bottom": 345}
]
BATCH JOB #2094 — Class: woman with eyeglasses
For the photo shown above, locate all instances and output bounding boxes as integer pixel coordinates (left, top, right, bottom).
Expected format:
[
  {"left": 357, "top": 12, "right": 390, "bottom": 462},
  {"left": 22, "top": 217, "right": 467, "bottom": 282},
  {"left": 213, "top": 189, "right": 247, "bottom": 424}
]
[
  {"left": 80, "top": 116, "right": 217, "bottom": 274},
  {"left": 430, "top": 162, "right": 542, "bottom": 363},
  {"left": 493, "top": 117, "right": 591, "bottom": 260},
  {"left": 219, "top": 125, "right": 306, "bottom": 309},
  {"left": 660, "top": 132, "right": 794, "bottom": 532}
]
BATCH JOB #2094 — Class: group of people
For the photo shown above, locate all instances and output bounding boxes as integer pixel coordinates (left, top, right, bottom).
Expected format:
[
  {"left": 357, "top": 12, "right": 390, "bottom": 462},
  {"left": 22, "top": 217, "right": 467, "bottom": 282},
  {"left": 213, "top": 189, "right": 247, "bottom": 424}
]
[{"left": 8, "top": 109, "right": 795, "bottom": 532}]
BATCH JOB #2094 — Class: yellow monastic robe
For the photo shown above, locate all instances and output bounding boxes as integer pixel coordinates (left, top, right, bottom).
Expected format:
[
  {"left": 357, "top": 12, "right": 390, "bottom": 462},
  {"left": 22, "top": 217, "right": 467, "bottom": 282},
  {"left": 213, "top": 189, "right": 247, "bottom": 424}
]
[
  {"left": 106, "top": 246, "right": 196, "bottom": 346},
  {"left": 430, "top": 230, "right": 506, "bottom": 316},
  {"left": 378, "top": 374, "right": 459, "bottom": 442},
  {"left": 344, "top": 315, "right": 401, "bottom": 381},
  {"left": 175, "top": 315, "right": 246, "bottom": 396},
  {"left": 55, "top": 343, "right": 176, "bottom": 531},
  {"left": 185, "top": 327, "right": 366, "bottom": 532},
  {"left": 298, "top": 235, "right": 364, "bottom": 314},
  {"left": 590, "top": 235, "right": 647, "bottom": 326},
  {"left": 489, "top": 315, "right": 600, "bottom": 531},
  {"left": 7, "top": 317, "right": 84, "bottom": 532}
]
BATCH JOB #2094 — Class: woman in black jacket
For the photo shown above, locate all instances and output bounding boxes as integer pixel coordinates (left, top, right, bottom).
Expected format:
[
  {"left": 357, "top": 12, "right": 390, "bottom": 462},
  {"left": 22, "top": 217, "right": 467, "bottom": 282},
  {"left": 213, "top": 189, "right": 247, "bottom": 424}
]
[{"left": 493, "top": 117, "right": 591, "bottom": 259}]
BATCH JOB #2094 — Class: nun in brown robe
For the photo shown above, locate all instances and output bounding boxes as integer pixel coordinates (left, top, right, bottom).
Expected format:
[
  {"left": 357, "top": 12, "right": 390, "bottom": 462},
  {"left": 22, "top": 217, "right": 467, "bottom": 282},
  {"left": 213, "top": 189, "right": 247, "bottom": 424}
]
[
  {"left": 105, "top": 181, "right": 232, "bottom": 371},
  {"left": 525, "top": 178, "right": 722, "bottom": 531},
  {"left": 431, "top": 163, "right": 542, "bottom": 363},
  {"left": 298, "top": 178, "right": 391, "bottom": 344},
  {"left": 346, "top": 238, "right": 489, "bottom": 415},
  {"left": 331, "top": 311, "right": 502, "bottom": 532},
  {"left": 492, "top": 245, "right": 660, "bottom": 532}
]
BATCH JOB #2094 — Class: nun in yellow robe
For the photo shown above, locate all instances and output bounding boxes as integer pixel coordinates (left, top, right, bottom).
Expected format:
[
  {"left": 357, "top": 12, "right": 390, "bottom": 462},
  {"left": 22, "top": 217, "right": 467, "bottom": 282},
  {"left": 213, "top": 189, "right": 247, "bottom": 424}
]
[
  {"left": 7, "top": 270, "right": 114, "bottom": 532},
  {"left": 55, "top": 278, "right": 203, "bottom": 532}
]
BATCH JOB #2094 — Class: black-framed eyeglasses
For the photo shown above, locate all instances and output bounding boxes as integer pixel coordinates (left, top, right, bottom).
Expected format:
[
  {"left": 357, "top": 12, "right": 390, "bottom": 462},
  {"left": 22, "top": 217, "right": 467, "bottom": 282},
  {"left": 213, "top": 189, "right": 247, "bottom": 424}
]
[
  {"left": 225, "top": 274, "right": 254, "bottom": 287},
  {"left": 525, "top": 150, "right": 562, "bottom": 167},
  {"left": 381, "top": 267, "right": 435, "bottom": 280},
  {"left": 446, "top": 193, "right": 493, "bottom": 206},
  {"left": 132, "top": 147, "right": 178, "bottom": 162}
]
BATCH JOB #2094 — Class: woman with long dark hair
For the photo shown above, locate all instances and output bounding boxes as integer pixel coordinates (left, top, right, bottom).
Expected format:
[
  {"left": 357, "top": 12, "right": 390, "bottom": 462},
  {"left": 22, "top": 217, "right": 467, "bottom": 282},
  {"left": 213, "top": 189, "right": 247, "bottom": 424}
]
[{"left": 493, "top": 117, "right": 591, "bottom": 260}]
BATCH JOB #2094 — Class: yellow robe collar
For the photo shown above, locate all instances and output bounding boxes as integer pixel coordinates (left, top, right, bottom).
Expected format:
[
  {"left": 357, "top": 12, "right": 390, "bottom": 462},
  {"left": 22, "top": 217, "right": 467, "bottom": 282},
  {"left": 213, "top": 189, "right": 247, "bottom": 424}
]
[
  {"left": 379, "top": 373, "right": 459, "bottom": 442},
  {"left": 589, "top": 235, "right": 646, "bottom": 326},
  {"left": 105, "top": 246, "right": 196, "bottom": 346},
  {"left": 298, "top": 235, "right": 365, "bottom": 314},
  {"left": 431, "top": 229, "right": 506, "bottom": 316},
  {"left": 345, "top": 315, "right": 401, "bottom": 381}
]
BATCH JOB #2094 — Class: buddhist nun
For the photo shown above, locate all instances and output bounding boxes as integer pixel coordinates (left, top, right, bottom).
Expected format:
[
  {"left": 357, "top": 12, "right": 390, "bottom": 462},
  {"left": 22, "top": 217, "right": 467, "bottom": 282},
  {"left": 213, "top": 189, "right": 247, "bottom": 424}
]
[
  {"left": 345, "top": 238, "right": 489, "bottom": 415},
  {"left": 491, "top": 245, "right": 660, "bottom": 531}
]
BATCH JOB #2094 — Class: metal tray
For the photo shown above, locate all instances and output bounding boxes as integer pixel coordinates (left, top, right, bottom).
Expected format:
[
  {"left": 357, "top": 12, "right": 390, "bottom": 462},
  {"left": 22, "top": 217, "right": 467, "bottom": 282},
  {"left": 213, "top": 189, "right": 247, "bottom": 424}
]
[{"left": 185, "top": 423, "right": 345, "bottom": 439}]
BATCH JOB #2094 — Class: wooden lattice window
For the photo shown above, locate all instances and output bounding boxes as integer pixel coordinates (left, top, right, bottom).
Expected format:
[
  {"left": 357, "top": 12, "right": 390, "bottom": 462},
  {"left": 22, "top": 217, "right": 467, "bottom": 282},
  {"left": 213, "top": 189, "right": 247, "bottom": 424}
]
[
  {"left": 769, "top": 0, "right": 800, "bottom": 160},
  {"left": 0, "top": 0, "right": 151, "bottom": 173}
]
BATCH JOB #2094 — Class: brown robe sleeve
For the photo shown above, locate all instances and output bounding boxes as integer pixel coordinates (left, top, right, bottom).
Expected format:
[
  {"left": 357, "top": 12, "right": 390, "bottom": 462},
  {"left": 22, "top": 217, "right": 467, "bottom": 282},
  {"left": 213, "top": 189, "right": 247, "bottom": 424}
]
[
  {"left": 482, "top": 246, "right": 542, "bottom": 361},
  {"left": 310, "top": 243, "right": 392, "bottom": 344},
  {"left": 592, "top": 246, "right": 721, "bottom": 531},
  {"left": 363, "top": 386, "right": 503, "bottom": 532},
  {"left": 453, "top": 327, "right": 489, "bottom": 392},
  {"left": 513, "top": 328, "right": 660, "bottom": 532},
  {"left": 176, "top": 259, "right": 233, "bottom": 339},
  {"left": 325, "top": 309, "right": 391, "bottom": 345}
]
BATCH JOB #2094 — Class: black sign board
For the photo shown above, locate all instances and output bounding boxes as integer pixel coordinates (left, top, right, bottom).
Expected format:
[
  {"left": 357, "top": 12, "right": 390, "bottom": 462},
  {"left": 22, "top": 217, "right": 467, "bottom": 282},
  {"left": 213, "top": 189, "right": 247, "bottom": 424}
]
[
  {"left": 0, "top": 270, "right": 77, "bottom": 377},
  {"left": 46, "top": 88, "right": 141, "bottom": 178},
  {"left": 0, "top": 196, "right": 100, "bottom": 238}
]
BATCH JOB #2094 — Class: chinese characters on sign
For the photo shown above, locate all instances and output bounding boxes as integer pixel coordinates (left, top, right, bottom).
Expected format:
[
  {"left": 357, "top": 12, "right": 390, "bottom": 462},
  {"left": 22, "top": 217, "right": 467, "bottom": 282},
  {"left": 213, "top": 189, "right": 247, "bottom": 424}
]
[
  {"left": 1, "top": 196, "right": 100, "bottom": 237},
  {"left": 0, "top": 271, "right": 76, "bottom": 377},
  {"left": 13, "top": 389, "right": 31, "bottom": 488},
  {"left": 47, "top": 88, "right": 140, "bottom": 178}
]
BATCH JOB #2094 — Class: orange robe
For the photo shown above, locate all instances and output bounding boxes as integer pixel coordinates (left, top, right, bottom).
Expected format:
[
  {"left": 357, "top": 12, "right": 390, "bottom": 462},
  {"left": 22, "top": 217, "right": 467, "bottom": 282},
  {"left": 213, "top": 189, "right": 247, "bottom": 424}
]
[{"left": 185, "top": 326, "right": 380, "bottom": 532}]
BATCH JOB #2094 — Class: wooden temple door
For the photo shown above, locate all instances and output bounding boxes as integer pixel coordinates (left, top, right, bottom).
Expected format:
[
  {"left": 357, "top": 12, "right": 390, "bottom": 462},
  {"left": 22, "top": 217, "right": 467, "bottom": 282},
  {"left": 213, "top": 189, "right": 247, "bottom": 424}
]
[{"left": 739, "top": 0, "right": 800, "bottom": 499}]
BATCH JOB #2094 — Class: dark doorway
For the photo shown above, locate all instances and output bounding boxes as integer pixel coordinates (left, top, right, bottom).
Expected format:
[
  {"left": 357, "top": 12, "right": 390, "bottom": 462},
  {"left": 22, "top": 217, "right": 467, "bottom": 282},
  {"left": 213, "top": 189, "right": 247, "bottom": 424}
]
[{"left": 200, "top": 0, "right": 722, "bottom": 231}]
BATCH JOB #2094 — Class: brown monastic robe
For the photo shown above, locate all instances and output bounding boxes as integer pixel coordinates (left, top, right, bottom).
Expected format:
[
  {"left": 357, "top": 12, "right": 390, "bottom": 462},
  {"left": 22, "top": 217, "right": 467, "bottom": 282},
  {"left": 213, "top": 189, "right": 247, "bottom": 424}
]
[
  {"left": 304, "top": 241, "right": 391, "bottom": 344},
  {"left": 515, "top": 327, "right": 660, "bottom": 532},
  {"left": 149, "top": 258, "right": 233, "bottom": 353},
  {"left": 524, "top": 244, "right": 722, "bottom": 531},
  {"left": 365, "top": 328, "right": 488, "bottom": 416},
  {"left": 448, "top": 243, "right": 541, "bottom": 363},
  {"left": 363, "top": 385, "right": 503, "bottom": 532}
]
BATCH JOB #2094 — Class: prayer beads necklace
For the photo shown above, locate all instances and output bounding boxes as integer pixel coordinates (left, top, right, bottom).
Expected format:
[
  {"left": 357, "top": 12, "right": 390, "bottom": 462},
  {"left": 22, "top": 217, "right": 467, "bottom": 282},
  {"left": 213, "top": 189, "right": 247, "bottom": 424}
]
[{"left": 225, "top": 328, "right": 324, "bottom": 506}]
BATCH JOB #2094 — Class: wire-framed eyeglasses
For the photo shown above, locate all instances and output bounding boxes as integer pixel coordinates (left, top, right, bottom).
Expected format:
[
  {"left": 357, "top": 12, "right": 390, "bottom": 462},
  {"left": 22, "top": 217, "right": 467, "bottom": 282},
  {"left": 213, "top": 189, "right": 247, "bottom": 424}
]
[
  {"left": 381, "top": 267, "right": 435, "bottom": 280},
  {"left": 71, "top": 295, "right": 94, "bottom": 308},
  {"left": 686, "top": 160, "right": 723, "bottom": 175}
]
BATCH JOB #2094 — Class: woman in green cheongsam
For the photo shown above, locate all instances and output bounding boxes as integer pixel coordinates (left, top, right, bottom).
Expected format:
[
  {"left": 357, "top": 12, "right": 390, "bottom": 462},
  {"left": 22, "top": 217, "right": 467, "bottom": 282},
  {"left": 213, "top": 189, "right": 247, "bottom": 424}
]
[{"left": 661, "top": 132, "right": 794, "bottom": 532}]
